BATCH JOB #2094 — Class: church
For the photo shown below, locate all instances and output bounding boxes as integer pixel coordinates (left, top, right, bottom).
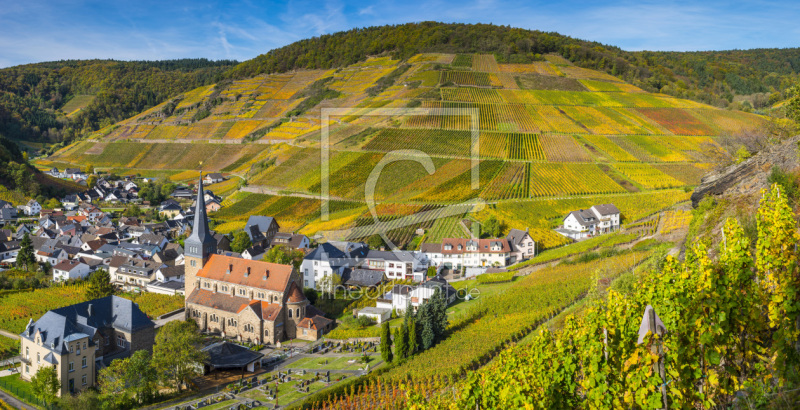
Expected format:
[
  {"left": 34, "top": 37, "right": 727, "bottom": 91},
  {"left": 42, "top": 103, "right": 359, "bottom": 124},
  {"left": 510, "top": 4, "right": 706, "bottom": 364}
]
[{"left": 184, "top": 174, "right": 333, "bottom": 344}]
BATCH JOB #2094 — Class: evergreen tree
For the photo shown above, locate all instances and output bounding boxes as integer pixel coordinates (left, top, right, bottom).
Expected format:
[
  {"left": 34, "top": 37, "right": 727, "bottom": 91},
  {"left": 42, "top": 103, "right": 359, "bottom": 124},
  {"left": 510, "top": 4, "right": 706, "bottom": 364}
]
[
  {"left": 380, "top": 321, "right": 393, "bottom": 363},
  {"left": 407, "top": 317, "right": 418, "bottom": 355},
  {"left": 16, "top": 232, "right": 35, "bottom": 271},
  {"left": 432, "top": 289, "right": 449, "bottom": 342},
  {"left": 394, "top": 325, "right": 407, "bottom": 360},
  {"left": 86, "top": 269, "right": 115, "bottom": 300}
]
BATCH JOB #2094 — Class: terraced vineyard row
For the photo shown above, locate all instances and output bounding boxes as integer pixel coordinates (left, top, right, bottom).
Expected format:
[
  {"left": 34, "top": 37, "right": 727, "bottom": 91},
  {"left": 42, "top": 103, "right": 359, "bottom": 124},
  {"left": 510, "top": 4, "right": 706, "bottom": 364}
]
[
  {"left": 613, "top": 163, "right": 684, "bottom": 189},
  {"left": 529, "top": 163, "right": 625, "bottom": 197},
  {"left": 481, "top": 162, "right": 530, "bottom": 200}
]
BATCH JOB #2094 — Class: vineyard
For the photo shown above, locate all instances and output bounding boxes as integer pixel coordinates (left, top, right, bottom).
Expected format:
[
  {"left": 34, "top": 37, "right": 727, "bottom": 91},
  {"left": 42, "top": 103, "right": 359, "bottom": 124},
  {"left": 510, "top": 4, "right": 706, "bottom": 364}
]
[
  {"left": 659, "top": 209, "right": 692, "bottom": 234},
  {"left": 0, "top": 284, "right": 89, "bottom": 334},
  {"left": 529, "top": 163, "right": 625, "bottom": 197},
  {"left": 40, "top": 52, "right": 752, "bottom": 275},
  {"left": 377, "top": 251, "right": 648, "bottom": 380},
  {"left": 118, "top": 292, "right": 185, "bottom": 318},
  {"left": 613, "top": 163, "right": 685, "bottom": 189}
]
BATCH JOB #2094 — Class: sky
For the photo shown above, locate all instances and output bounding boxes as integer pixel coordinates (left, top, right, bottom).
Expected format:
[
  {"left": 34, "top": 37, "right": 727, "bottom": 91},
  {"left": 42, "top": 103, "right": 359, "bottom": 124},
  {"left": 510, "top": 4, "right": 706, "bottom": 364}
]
[{"left": 0, "top": 0, "right": 798, "bottom": 68}]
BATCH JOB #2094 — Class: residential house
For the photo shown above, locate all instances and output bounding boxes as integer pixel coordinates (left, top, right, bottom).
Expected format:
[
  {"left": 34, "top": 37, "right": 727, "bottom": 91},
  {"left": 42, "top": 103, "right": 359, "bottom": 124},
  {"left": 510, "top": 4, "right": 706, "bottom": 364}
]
[
  {"left": 242, "top": 245, "right": 267, "bottom": 261},
  {"left": 112, "top": 259, "right": 164, "bottom": 292},
  {"left": 360, "top": 249, "right": 425, "bottom": 281},
  {"left": 270, "top": 232, "right": 310, "bottom": 250},
  {"left": 52, "top": 260, "right": 92, "bottom": 282},
  {"left": 0, "top": 208, "right": 17, "bottom": 226},
  {"left": 205, "top": 199, "right": 221, "bottom": 213},
  {"left": 203, "top": 173, "right": 225, "bottom": 184},
  {"left": 422, "top": 238, "right": 512, "bottom": 269},
  {"left": 22, "top": 200, "right": 41, "bottom": 216},
  {"left": 19, "top": 296, "right": 155, "bottom": 396},
  {"left": 506, "top": 229, "right": 536, "bottom": 263},
  {"left": 244, "top": 216, "right": 280, "bottom": 247},
  {"left": 556, "top": 204, "right": 621, "bottom": 240},
  {"left": 300, "top": 242, "right": 368, "bottom": 290},
  {"left": 376, "top": 276, "right": 457, "bottom": 314}
]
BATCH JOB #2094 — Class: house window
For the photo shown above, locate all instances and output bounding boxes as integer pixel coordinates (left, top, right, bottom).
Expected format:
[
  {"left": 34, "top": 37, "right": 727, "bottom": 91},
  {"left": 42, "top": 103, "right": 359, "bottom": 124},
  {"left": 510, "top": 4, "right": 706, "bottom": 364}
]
[
  {"left": 83, "top": 341, "right": 86, "bottom": 350},
  {"left": 288, "top": 309, "right": 292, "bottom": 318},
  {"left": 37, "top": 353, "right": 40, "bottom": 364},
  {"left": 190, "top": 260, "right": 196, "bottom": 267},
  {"left": 69, "top": 362, "right": 74, "bottom": 372},
  {"left": 304, "top": 280, "right": 308, "bottom": 286},
  {"left": 296, "top": 308, "right": 300, "bottom": 318},
  {"left": 82, "top": 374, "right": 87, "bottom": 386},
  {"left": 117, "top": 335, "right": 125, "bottom": 348},
  {"left": 82, "top": 357, "right": 87, "bottom": 368},
  {"left": 25, "top": 347, "right": 29, "bottom": 359},
  {"left": 264, "top": 329, "right": 269, "bottom": 337},
  {"left": 105, "top": 336, "right": 109, "bottom": 346},
  {"left": 70, "top": 345, "right": 74, "bottom": 353},
  {"left": 25, "top": 365, "right": 29, "bottom": 374},
  {"left": 238, "top": 288, "right": 246, "bottom": 296},
  {"left": 303, "top": 329, "right": 308, "bottom": 336}
]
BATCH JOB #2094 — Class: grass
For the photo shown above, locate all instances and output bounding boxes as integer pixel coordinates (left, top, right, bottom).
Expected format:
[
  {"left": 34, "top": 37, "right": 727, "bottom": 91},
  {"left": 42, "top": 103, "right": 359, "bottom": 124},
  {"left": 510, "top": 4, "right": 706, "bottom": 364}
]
[{"left": 0, "top": 374, "right": 42, "bottom": 408}]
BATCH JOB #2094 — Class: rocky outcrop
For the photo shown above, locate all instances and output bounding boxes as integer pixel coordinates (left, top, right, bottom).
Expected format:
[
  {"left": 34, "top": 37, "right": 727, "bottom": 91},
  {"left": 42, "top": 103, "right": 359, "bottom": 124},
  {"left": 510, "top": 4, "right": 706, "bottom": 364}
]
[{"left": 691, "top": 136, "right": 800, "bottom": 207}]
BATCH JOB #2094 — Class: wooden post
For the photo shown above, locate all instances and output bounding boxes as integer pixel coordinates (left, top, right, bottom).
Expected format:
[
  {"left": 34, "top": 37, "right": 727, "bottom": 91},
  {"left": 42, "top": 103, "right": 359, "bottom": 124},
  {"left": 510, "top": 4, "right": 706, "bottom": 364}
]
[{"left": 648, "top": 307, "right": 668, "bottom": 410}]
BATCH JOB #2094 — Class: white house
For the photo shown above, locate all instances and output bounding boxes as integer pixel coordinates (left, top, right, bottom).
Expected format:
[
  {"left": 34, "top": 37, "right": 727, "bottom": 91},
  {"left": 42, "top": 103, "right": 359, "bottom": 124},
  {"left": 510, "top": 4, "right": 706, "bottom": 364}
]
[
  {"left": 556, "top": 204, "right": 621, "bottom": 240},
  {"left": 506, "top": 229, "right": 536, "bottom": 263},
  {"left": 376, "top": 276, "right": 458, "bottom": 314},
  {"left": 421, "top": 238, "right": 511, "bottom": 270},
  {"left": 52, "top": 260, "right": 91, "bottom": 282},
  {"left": 22, "top": 200, "right": 41, "bottom": 216},
  {"left": 360, "top": 250, "right": 425, "bottom": 281},
  {"left": 301, "top": 242, "right": 368, "bottom": 290}
]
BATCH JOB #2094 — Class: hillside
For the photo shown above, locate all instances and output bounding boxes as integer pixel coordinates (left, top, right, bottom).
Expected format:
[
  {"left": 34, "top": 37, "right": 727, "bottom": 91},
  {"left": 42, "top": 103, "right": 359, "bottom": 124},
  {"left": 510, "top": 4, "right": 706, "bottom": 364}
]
[
  {"left": 225, "top": 22, "right": 800, "bottom": 110},
  {"left": 40, "top": 51, "right": 776, "bottom": 250},
  {"left": 0, "top": 59, "right": 236, "bottom": 146}
]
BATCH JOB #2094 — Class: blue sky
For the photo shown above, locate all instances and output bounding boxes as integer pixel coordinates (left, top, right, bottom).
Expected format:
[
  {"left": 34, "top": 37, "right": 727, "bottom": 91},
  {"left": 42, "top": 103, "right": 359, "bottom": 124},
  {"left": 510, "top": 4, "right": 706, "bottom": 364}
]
[{"left": 1, "top": 0, "right": 798, "bottom": 68}]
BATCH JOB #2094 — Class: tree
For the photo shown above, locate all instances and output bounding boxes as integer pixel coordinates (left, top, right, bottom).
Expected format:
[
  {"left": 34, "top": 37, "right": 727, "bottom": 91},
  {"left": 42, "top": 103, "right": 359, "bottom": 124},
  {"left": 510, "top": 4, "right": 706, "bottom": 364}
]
[
  {"left": 482, "top": 216, "right": 501, "bottom": 238},
  {"left": 58, "top": 389, "right": 101, "bottom": 410},
  {"left": 16, "top": 232, "right": 35, "bottom": 271},
  {"left": 84, "top": 164, "right": 94, "bottom": 174},
  {"left": 262, "top": 245, "right": 304, "bottom": 270},
  {"left": 316, "top": 273, "right": 342, "bottom": 297},
  {"left": 303, "top": 287, "right": 318, "bottom": 305},
  {"left": 229, "top": 231, "right": 252, "bottom": 253},
  {"left": 86, "top": 174, "right": 98, "bottom": 188},
  {"left": 417, "top": 301, "right": 435, "bottom": 350},
  {"left": 787, "top": 83, "right": 800, "bottom": 123},
  {"left": 86, "top": 269, "right": 115, "bottom": 300},
  {"left": 97, "top": 349, "right": 158, "bottom": 406},
  {"left": 152, "top": 320, "right": 207, "bottom": 393},
  {"left": 431, "top": 288, "right": 449, "bottom": 342},
  {"left": 394, "top": 325, "right": 408, "bottom": 361},
  {"left": 366, "top": 234, "right": 386, "bottom": 250},
  {"left": 123, "top": 204, "right": 142, "bottom": 217},
  {"left": 407, "top": 316, "right": 418, "bottom": 355},
  {"left": 44, "top": 198, "right": 61, "bottom": 209},
  {"left": 31, "top": 365, "right": 59, "bottom": 405},
  {"left": 380, "top": 321, "right": 393, "bottom": 363},
  {"left": 426, "top": 266, "right": 437, "bottom": 278}
]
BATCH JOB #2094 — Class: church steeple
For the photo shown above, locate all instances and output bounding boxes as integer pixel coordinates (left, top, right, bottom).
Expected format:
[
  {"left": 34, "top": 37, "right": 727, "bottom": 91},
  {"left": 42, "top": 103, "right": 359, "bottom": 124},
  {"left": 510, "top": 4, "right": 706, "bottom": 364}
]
[{"left": 184, "top": 172, "right": 217, "bottom": 298}]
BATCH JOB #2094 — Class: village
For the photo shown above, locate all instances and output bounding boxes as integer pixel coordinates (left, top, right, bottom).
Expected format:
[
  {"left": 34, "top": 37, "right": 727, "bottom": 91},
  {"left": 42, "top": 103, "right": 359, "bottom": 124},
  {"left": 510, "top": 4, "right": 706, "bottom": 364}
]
[{"left": 0, "top": 169, "right": 623, "bottom": 409}]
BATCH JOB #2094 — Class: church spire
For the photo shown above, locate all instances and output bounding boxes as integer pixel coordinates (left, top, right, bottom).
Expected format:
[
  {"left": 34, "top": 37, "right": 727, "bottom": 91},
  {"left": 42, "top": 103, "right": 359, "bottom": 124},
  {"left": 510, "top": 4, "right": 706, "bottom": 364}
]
[{"left": 185, "top": 172, "right": 216, "bottom": 260}]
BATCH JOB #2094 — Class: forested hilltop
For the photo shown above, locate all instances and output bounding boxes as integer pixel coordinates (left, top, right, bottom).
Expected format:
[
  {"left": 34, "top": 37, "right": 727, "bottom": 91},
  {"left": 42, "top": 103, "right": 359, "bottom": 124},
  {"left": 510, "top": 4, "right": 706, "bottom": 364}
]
[
  {"left": 227, "top": 22, "right": 800, "bottom": 110},
  {"left": 0, "top": 59, "right": 236, "bottom": 146}
]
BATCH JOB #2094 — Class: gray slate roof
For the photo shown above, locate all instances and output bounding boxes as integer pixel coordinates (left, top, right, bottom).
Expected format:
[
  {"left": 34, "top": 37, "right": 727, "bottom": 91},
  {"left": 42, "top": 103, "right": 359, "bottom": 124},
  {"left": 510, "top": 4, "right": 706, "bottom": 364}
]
[{"left": 20, "top": 295, "right": 154, "bottom": 355}]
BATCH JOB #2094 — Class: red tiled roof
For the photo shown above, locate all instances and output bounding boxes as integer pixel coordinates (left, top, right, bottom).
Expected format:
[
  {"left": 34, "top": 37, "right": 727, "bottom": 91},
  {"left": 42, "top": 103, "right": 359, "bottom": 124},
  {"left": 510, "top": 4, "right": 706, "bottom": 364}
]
[
  {"left": 285, "top": 281, "right": 306, "bottom": 303},
  {"left": 197, "top": 255, "right": 294, "bottom": 292},
  {"left": 297, "top": 314, "right": 333, "bottom": 330},
  {"left": 440, "top": 238, "right": 510, "bottom": 255}
]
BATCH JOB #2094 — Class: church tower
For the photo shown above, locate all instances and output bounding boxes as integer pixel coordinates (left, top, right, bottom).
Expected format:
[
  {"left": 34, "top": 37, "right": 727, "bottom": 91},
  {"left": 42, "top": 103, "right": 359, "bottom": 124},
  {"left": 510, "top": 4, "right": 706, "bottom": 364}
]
[{"left": 184, "top": 173, "right": 216, "bottom": 298}]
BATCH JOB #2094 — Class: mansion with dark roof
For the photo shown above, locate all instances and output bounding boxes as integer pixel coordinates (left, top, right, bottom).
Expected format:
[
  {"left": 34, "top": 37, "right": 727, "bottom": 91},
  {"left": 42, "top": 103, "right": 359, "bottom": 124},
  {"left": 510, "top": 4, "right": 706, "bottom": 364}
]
[
  {"left": 19, "top": 296, "right": 155, "bottom": 396},
  {"left": 184, "top": 174, "right": 332, "bottom": 344}
]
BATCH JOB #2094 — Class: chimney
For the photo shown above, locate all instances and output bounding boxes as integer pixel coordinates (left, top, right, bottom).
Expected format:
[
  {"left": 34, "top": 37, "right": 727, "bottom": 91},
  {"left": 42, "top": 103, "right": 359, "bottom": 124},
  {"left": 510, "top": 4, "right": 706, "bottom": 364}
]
[
  {"left": 245, "top": 267, "right": 250, "bottom": 277},
  {"left": 266, "top": 269, "right": 270, "bottom": 279},
  {"left": 227, "top": 264, "right": 232, "bottom": 274}
]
